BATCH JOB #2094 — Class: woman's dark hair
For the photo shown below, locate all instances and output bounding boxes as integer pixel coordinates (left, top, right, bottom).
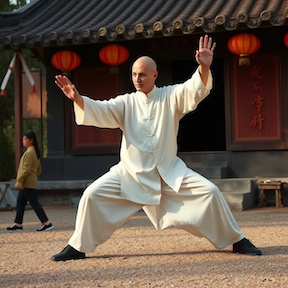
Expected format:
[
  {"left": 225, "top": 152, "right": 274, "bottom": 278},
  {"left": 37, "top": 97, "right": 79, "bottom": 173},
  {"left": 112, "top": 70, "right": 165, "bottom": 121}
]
[{"left": 23, "top": 130, "right": 41, "bottom": 159}]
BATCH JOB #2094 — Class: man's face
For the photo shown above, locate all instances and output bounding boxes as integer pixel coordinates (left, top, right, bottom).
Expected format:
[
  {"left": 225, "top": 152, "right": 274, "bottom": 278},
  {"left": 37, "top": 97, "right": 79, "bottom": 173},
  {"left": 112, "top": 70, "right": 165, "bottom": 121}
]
[{"left": 132, "top": 58, "right": 158, "bottom": 94}]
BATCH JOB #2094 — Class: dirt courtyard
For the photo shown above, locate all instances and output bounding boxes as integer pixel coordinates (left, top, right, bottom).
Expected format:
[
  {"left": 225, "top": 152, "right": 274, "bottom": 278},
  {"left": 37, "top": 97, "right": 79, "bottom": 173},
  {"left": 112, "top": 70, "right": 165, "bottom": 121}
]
[{"left": 0, "top": 206, "right": 287, "bottom": 288}]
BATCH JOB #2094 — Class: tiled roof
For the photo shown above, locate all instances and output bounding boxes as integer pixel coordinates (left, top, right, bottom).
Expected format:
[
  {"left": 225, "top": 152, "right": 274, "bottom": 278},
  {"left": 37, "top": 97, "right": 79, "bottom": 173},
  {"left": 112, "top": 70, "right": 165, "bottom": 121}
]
[{"left": 1, "top": 0, "right": 288, "bottom": 50}]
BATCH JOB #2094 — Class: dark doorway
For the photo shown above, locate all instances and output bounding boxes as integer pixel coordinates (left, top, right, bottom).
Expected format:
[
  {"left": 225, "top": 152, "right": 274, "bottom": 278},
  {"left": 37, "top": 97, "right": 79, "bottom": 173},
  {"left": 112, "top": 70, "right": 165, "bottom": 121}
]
[{"left": 174, "top": 58, "right": 226, "bottom": 151}]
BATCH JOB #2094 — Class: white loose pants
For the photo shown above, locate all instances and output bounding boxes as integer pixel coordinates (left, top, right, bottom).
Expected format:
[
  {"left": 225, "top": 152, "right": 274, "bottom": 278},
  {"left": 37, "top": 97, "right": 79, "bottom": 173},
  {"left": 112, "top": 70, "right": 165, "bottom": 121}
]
[{"left": 68, "top": 166, "right": 244, "bottom": 253}]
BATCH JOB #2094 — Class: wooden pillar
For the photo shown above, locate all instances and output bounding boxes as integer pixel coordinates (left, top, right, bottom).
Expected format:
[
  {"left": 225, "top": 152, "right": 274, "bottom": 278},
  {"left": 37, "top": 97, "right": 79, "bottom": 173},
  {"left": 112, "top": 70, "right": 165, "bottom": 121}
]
[{"left": 14, "top": 54, "right": 23, "bottom": 168}]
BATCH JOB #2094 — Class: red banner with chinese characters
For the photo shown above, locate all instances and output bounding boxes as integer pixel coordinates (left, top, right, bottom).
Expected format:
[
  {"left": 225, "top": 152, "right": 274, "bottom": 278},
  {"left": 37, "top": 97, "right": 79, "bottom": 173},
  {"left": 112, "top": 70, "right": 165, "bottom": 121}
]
[{"left": 231, "top": 54, "right": 280, "bottom": 141}]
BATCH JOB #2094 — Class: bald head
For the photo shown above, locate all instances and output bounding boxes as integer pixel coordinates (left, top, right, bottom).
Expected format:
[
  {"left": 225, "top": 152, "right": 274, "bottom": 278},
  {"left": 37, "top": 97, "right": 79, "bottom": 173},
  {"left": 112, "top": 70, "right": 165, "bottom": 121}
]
[
  {"left": 132, "top": 56, "right": 157, "bottom": 72},
  {"left": 132, "top": 56, "right": 158, "bottom": 94}
]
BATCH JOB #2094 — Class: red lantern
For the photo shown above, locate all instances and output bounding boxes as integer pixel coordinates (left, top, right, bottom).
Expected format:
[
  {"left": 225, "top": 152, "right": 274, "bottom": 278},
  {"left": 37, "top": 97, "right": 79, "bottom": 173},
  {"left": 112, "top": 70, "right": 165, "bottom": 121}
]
[
  {"left": 284, "top": 32, "right": 288, "bottom": 47},
  {"left": 227, "top": 33, "right": 260, "bottom": 66},
  {"left": 51, "top": 51, "right": 81, "bottom": 72},
  {"left": 99, "top": 44, "right": 129, "bottom": 65}
]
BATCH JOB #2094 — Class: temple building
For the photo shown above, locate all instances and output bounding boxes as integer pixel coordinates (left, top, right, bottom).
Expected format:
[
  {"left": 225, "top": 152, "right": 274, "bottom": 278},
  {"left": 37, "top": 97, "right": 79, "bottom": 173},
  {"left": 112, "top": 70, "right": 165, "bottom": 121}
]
[{"left": 1, "top": 0, "right": 288, "bottom": 209}]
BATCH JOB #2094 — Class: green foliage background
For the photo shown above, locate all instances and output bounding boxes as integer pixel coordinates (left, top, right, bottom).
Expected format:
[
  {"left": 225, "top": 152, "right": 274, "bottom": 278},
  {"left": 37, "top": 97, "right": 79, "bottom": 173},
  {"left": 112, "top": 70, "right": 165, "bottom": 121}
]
[{"left": 0, "top": 0, "right": 46, "bottom": 180}]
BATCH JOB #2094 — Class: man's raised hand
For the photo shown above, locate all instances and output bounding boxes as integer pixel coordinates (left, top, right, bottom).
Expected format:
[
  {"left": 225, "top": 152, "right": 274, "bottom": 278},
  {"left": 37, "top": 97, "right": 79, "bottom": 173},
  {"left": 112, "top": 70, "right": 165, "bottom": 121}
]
[
  {"left": 55, "top": 75, "right": 80, "bottom": 101},
  {"left": 55, "top": 75, "right": 84, "bottom": 109},
  {"left": 196, "top": 35, "right": 216, "bottom": 71}
]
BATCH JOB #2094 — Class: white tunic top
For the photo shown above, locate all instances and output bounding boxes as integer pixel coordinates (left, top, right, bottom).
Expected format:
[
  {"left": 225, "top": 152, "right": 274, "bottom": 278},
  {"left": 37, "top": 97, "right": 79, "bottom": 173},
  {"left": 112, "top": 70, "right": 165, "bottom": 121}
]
[{"left": 74, "top": 68, "right": 213, "bottom": 205}]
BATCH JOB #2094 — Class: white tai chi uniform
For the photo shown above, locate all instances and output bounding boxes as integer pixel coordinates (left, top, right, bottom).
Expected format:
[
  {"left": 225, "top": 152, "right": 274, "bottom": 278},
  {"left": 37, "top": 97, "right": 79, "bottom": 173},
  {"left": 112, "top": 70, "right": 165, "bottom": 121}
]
[{"left": 68, "top": 68, "right": 244, "bottom": 253}]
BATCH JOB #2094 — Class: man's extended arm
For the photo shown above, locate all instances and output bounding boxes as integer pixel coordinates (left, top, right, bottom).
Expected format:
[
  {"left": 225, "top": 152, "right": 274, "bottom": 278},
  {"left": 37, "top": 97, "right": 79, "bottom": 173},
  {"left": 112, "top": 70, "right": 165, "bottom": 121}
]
[{"left": 55, "top": 74, "right": 125, "bottom": 130}]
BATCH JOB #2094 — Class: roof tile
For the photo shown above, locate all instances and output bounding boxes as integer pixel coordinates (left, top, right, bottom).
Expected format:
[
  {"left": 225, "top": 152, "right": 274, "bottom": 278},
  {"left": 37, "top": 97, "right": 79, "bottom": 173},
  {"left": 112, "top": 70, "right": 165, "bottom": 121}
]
[{"left": 0, "top": 0, "right": 287, "bottom": 50}]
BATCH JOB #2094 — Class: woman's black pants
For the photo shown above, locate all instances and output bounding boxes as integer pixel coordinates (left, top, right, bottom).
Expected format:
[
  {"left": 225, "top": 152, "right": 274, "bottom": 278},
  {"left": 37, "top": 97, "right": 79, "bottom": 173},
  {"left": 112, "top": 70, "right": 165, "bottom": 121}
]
[{"left": 15, "top": 188, "right": 48, "bottom": 224}]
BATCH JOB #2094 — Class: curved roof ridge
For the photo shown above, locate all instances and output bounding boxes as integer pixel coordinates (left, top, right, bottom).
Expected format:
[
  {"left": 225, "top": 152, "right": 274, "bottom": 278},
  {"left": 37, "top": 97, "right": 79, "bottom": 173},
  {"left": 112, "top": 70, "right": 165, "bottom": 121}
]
[{"left": 0, "top": 0, "right": 288, "bottom": 50}]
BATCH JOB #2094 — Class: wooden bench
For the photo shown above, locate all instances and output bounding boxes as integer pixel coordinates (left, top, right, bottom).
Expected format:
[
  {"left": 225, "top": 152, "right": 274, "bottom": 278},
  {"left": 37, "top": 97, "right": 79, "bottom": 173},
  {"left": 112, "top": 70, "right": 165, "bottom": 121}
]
[{"left": 257, "top": 180, "right": 286, "bottom": 208}]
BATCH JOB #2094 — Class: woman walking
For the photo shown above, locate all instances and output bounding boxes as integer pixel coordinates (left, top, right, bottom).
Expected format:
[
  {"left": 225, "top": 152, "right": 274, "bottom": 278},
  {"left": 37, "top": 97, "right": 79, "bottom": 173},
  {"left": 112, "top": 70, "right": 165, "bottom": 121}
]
[{"left": 7, "top": 130, "right": 53, "bottom": 232}]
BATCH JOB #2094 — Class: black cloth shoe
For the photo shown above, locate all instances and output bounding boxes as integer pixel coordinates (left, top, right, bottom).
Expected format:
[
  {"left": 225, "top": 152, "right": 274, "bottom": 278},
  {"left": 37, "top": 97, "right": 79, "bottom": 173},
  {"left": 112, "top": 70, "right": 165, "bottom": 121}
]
[
  {"left": 51, "top": 245, "right": 86, "bottom": 261},
  {"left": 7, "top": 224, "right": 23, "bottom": 230},
  {"left": 233, "top": 238, "right": 262, "bottom": 255},
  {"left": 37, "top": 223, "right": 54, "bottom": 231}
]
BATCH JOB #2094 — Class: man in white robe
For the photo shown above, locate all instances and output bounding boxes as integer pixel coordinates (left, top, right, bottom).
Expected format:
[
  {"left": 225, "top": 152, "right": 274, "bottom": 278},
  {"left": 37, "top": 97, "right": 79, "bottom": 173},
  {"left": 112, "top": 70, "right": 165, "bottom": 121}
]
[{"left": 52, "top": 35, "right": 261, "bottom": 261}]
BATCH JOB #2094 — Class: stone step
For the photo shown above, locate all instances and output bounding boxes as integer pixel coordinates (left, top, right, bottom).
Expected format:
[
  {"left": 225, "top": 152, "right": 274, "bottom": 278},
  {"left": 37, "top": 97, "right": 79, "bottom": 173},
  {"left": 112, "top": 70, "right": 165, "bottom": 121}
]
[
  {"left": 185, "top": 161, "right": 228, "bottom": 179},
  {"left": 211, "top": 179, "right": 256, "bottom": 211},
  {"left": 8, "top": 177, "right": 256, "bottom": 211},
  {"left": 35, "top": 178, "right": 256, "bottom": 211},
  {"left": 211, "top": 178, "right": 252, "bottom": 193},
  {"left": 9, "top": 179, "right": 91, "bottom": 190}
]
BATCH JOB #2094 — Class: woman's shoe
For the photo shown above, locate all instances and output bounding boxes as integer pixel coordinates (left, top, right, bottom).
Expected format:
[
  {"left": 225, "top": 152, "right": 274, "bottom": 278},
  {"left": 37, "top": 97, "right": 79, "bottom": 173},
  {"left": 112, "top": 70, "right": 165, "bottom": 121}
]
[
  {"left": 37, "top": 223, "right": 54, "bottom": 231},
  {"left": 7, "top": 224, "right": 23, "bottom": 230}
]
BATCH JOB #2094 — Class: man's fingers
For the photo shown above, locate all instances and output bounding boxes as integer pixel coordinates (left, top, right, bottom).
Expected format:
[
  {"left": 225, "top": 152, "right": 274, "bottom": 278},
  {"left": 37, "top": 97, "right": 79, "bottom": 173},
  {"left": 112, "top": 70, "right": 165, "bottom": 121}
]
[
  {"left": 199, "top": 35, "right": 216, "bottom": 51},
  {"left": 55, "top": 80, "right": 63, "bottom": 90},
  {"left": 199, "top": 36, "right": 203, "bottom": 50},
  {"left": 55, "top": 76, "right": 66, "bottom": 88},
  {"left": 208, "top": 37, "right": 212, "bottom": 50},
  {"left": 211, "top": 42, "right": 216, "bottom": 52},
  {"left": 55, "top": 75, "right": 72, "bottom": 86},
  {"left": 55, "top": 75, "right": 76, "bottom": 95},
  {"left": 203, "top": 35, "right": 208, "bottom": 48}
]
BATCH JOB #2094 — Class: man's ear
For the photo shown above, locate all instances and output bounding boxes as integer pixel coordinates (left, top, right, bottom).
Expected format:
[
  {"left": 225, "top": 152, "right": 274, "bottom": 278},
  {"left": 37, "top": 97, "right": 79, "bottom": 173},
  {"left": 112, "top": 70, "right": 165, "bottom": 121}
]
[{"left": 154, "top": 71, "right": 158, "bottom": 80}]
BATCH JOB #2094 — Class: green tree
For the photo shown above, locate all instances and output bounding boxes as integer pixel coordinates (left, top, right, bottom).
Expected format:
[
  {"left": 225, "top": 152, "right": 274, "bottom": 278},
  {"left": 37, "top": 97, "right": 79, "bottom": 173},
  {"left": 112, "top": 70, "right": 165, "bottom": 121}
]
[
  {"left": 0, "top": 50, "right": 15, "bottom": 180},
  {"left": 0, "top": 0, "right": 31, "bottom": 11},
  {"left": 0, "top": 0, "right": 11, "bottom": 11},
  {"left": 0, "top": 0, "right": 44, "bottom": 180},
  {"left": 0, "top": 49, "right": 46, "bottom": 180}
]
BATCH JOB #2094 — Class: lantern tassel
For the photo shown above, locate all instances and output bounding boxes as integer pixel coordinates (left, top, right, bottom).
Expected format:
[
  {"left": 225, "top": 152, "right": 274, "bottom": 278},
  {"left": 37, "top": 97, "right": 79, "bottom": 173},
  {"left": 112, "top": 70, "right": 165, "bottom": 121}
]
[{"left": 239, "top": 55, "right": 250, "bottom": 66}]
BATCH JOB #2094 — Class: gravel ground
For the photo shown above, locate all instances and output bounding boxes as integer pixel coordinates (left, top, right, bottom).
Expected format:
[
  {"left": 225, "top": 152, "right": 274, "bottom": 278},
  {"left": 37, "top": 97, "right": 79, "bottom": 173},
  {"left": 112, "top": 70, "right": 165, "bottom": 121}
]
[{"left": 0, "top": 206, "right": 287, "bottom": 288}]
